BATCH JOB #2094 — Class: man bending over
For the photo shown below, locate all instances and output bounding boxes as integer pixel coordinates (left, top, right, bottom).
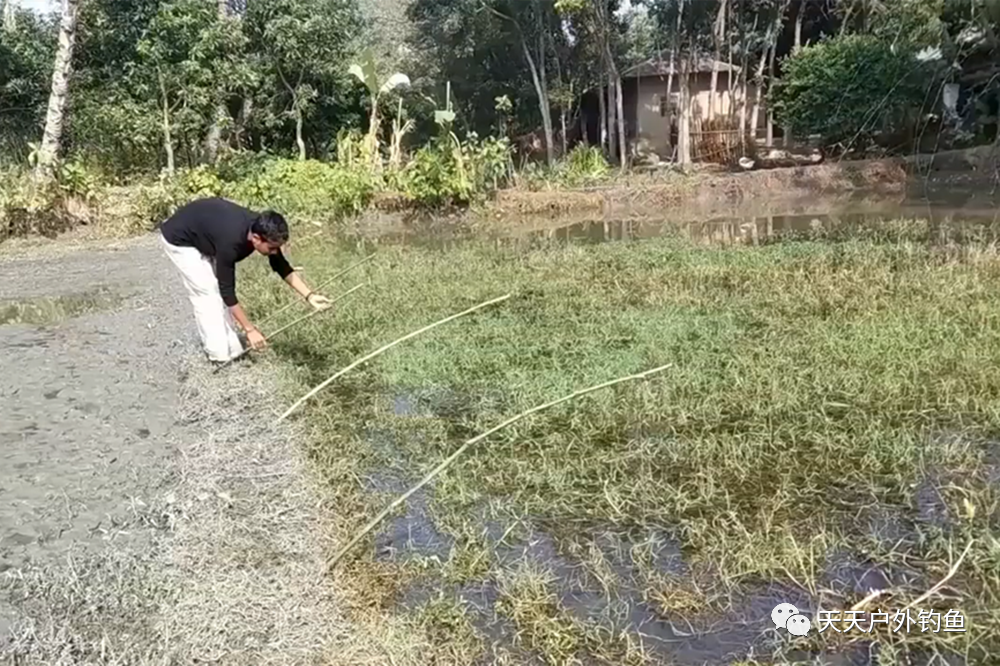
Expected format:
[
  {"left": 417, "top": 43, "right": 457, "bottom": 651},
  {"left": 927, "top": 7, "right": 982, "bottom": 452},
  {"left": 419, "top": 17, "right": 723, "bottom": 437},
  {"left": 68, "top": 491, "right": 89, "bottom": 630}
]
[{"left": 159, "top": 196, "right": 330, "bottom": 364}]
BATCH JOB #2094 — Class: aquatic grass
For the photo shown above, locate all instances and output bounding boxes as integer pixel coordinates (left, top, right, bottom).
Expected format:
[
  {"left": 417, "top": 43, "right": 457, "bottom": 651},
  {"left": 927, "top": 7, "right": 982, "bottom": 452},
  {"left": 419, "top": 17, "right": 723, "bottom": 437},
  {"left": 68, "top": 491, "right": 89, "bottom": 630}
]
[
  {"left": 239, "top": 222, "right": 1000, "bottom": 664},
  {"left": 278, "top": 293, "right": 513, "bottom": 423}
]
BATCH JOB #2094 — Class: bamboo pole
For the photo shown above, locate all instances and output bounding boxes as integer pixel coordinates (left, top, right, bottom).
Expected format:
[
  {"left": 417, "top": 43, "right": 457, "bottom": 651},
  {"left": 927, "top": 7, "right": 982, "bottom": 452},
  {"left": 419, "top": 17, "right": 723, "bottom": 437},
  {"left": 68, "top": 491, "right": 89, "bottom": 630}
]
[
  {"left": 258, "top": 254, "right": 374, "bottom": 328},
  {"left": 326, "top": 363, "right": 672, "bottom": 570},
  {"left": 901, "top": 539, "right": 974, "bottom": 612},
  {"left": 277, "top": 293, "right": 512, "bottom": 423},
  {"left": 214, "top": 283, "right": 367, "bottom": 372}
]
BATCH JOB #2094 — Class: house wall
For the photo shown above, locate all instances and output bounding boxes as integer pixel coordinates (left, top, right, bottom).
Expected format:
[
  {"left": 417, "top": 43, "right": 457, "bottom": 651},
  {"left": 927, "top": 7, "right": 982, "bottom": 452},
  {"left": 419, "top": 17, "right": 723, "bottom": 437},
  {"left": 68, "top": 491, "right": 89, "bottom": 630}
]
[{"left": 631, "top": 72, "right": 765, "bottom": 159}]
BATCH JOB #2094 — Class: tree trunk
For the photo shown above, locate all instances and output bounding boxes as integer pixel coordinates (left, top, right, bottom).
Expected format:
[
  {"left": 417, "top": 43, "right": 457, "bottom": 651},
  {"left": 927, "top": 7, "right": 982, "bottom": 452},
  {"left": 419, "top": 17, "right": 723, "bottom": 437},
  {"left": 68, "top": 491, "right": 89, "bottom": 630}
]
[
  {"left": 205, "top": 106, "right": 226, "bottom": 163},
  {"left": 597, "top": 15, "right": 626, "bottom": 167},
  {"left": 34, "top": 0, "right": 79, "bottom": 180},
  {"left": 794, "top": 0, "right": 804, "bottom": 50},
  {"left": 748, "top": 27, "right": 773, "bottom": 142},
  {"left": 485, "top": 3, "right": 554, "bottom": 163},
  {"left": 709, "top": 0, "right": 726, "bottom": 121},
  {"left": 158, "top": 69, "right": 175, "bottom": 175},
  {"left": 737, "top": 11, "right": 758, "bottom": 142},
  {"left": 295, "top": 106, "right": 306, "bottom": 160},
  {"left": 605, "top": 75, "right": 618, "bottom": 161},
  {"left": 615, "top": 76, "right": 625, "bottom": 168},
  {"left": 553, "top": 47, "right": 569, "bottom": 157},
  {"left": 560, "top": 108, "right": 567, "bottom": 156},
  {"left": 673, "top": 0, "right": 685, "bottom": 155},
  {"left": 598, "top": 73, "right": 607, "bottom": 151},
  {"left": 726, "top": 32, "right": 735, "bottom": 115},
  {"left": 765, "top": 43, "right": 775, "bottom": 147},
  {"left": 738, "top": 73, "right": 748, "bottom": 141},
  {"left": 753, "top": 4, "right": 787, "bottom": 146},
  {"left": 602, "top": 66, "right": 625, "bottom": 168},
  {"left": 678, "top": 52, "right": 692, "bottom": 165},
  {"left": 519, "top": 33, "right": 554, "bottom": 166},
  {"left": 784, "top": 0, "right": 805, "bottom": 147},
  {"left": 2, "top": 0, "right": 15, "bottom": 32},
  {"left": 665, "top": 63, "right": 675, "bottom": 155},
  {"left": 204, "top": 0, "right": 229, "bottom": 163},
  {"left": 235, "top": 96, "right": 253, "bottom": 149},
  {"left": 536, "top": 31, "right": 555, "bottom": 165}
]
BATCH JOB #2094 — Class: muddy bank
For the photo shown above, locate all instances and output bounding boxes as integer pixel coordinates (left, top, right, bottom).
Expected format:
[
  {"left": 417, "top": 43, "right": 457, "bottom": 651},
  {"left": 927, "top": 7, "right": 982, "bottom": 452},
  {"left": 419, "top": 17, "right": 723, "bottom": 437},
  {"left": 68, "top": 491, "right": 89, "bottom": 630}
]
[
  {"left": 903, "top": 143, "right": 1000, "bottom": 174},
  {"left": 490, "top": 146, "right": 999, "bottom": 219}
]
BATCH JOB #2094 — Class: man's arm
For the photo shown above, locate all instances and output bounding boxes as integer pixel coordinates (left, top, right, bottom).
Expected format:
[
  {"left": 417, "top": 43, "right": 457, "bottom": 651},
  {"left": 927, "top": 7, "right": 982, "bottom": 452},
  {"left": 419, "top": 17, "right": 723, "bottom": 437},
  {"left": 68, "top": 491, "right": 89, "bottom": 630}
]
[
  {"left": 284, "top": 271, "right": 312, "bottom": 298},
  {"left": 270, "top": 251, "right": 328, "bottom": 306},
  {"left": 228, "top": 302, "right": 256, "bottom": 332},
  {"left": 218, "top": 250, "right": 265, "bottom": 347}
]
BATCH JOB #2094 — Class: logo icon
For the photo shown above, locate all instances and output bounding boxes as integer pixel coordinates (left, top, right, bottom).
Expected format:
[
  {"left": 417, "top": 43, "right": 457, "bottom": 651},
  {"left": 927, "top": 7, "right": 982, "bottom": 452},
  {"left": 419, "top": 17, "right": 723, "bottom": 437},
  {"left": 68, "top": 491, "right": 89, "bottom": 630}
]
[
  {"left": 787, "top": 614, "right": 811, "bottom": 636},
  {"left": 772, "top": 603, "right": 811, "bottom": 636}
]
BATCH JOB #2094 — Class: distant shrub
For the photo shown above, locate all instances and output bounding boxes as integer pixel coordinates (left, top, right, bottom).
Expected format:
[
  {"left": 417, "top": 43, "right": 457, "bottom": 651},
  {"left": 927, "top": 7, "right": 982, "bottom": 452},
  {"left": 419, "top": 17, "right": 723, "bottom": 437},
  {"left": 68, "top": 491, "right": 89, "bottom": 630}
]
[
  {"left": 400, "top": 133, "right": 511, "bottom": 207},
  {"left": 164, "top": 157, "right": 377, "bottom": 223},
  {"left": 177, "top": 164, "right": 227, "bottom": 198},
  {"left": 231, "top": 158, "right": 376, "bottom": 220},
  {"left": 517, "top": 144, "right": 611, "bottom": 190},
  {"left": 0, "top": 168, "right": 99, "bottom": 241},
  {"left": 561, "top": 145, "right": 609, "bottom": 184},
  {"left": 769, "top": 34, "right": 938, "bottom": 149},
  {"left": 212, "top": 151, "right": 271, "bottom": 183}
]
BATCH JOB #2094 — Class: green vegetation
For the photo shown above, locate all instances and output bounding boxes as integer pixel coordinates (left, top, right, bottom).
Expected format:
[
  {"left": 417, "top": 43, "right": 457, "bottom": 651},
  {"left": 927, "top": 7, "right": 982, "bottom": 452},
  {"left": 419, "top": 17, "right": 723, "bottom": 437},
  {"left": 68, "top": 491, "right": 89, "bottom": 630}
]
[
  {"left": 769, "top": 34, "right": 937, "bottom": 149},
  {"left": 3, "top": 0, "right": 999, "bottom": 244},
  {"left": 238, "top": 218, "right": 1000, "bottom": 664}
]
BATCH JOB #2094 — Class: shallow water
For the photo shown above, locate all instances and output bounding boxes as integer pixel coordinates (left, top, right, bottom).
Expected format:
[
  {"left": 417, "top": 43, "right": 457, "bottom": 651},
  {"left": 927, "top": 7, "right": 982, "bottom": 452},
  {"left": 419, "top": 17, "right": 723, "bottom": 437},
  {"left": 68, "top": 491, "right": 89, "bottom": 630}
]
[
  {"left": 345, "top": 186, "right": 1000, "bottom": 250},
  {"left": 354, "top": 191, "right": 995, "bottom": 665}
]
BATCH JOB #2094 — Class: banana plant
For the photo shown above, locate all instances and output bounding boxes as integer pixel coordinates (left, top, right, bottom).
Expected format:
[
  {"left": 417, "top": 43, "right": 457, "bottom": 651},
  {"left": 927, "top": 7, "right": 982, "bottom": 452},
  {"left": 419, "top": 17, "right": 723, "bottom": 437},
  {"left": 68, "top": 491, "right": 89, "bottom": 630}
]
[{"left": 349, "top": 48, "right": 410, "bottom": 168}]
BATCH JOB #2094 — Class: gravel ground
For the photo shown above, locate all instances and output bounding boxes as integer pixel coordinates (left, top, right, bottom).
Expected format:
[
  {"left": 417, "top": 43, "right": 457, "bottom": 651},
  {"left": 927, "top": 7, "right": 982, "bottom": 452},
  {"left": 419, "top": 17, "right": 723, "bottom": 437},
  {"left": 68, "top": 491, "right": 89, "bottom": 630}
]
[{"left": 0, "top": 234, "right": 350, "bottom": 665}]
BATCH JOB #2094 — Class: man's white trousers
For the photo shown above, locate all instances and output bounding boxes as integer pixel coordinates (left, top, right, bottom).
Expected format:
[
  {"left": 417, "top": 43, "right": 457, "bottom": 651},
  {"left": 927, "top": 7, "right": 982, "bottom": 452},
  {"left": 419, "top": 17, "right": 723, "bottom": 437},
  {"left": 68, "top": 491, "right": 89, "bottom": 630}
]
[{"left": 160, "top": 233, "right": 244, "bottom": 362}]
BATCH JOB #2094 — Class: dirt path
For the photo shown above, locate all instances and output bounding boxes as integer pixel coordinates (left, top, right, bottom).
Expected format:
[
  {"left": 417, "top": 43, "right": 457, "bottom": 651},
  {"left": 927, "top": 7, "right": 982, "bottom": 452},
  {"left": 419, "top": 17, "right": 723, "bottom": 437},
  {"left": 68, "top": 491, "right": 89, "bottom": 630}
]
[{"left": 0, "top": 235, "right": 347, "bottom": 665}]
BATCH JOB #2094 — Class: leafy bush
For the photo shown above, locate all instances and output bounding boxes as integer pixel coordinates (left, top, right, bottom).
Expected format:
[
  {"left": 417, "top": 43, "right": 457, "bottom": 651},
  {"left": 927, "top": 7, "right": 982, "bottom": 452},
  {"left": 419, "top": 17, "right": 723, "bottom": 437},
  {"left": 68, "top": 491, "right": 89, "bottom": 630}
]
[
  {"left": 770, "top": 34, "right": 937, "bottom": 149},
  {"left": 0, "top": 169, "right": 91, "bottom": 240},
  {"left": 402, "top": 141, "right": 469, "bottom": 207},
  {"left": 226, "top": 158, "right": 376, "bottom": 220},
  {"left": 212, "top": 151, "right": 271, "bottom": 183},
  {"left": 400, "top": 133, "right": 511, "bottom": 207},
  {"left": 517, "top": 144, "right": 611, "bottom": 190},
  {"left": 156, "top": 156, "right": 378, "bottom": 223},
  {"left": 56, "top": 160, "right": 104, "bottom": 201},
  {"left": 131, "top": 180, "right": 181, "bottom": 227},
  {"left": 177, "top": 164, "right": 227, "bottom": 198},
  {"left": 561, "top": 144, "right": 609, "bottom": 185}
]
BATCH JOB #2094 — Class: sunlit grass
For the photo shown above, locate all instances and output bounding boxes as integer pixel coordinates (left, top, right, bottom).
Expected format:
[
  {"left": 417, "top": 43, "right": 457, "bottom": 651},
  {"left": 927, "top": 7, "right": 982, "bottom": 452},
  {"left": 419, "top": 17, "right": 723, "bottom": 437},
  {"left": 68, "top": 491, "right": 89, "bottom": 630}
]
[{"left": 241, "top": 218, "right": 1000, "bottom": 664}]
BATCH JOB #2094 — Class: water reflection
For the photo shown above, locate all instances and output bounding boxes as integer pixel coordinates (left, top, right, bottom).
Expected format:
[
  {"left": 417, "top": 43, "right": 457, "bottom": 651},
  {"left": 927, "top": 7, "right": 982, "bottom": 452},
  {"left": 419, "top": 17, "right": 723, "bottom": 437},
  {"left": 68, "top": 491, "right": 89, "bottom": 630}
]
[
  {"left": 536, "top": 206, "right": 1000, "bottom": 246},
  {"left": 338, "top": 186, "right": 999, "bottom": 251}
]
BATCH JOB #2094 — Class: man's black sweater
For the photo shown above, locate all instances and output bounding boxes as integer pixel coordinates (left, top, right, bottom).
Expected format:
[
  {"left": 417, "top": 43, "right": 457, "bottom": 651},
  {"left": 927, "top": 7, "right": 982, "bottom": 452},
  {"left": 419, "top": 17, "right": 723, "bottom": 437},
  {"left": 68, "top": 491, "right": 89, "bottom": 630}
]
[{"left": 161, "top": 197, "right": 293, "bottom": 306}]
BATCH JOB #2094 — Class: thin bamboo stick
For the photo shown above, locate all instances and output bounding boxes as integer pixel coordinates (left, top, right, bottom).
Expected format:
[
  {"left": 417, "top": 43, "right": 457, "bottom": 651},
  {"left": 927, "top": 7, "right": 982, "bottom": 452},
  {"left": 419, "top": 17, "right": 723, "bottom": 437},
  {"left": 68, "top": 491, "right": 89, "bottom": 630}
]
[
  {"left": 277, "top": 293, "right": 512, "bottom": 423},
  {"left": 901, "top": 539, "right": 974, "bottom": 612},
  {"left": 326, "top": 363, "right": 673, "bottom": 570},
  {"left": 258, "top": 254, "right": 374, "bottom": 328},
  {"left": 214, "top": 283, "right": 366, "bottom": 372}
]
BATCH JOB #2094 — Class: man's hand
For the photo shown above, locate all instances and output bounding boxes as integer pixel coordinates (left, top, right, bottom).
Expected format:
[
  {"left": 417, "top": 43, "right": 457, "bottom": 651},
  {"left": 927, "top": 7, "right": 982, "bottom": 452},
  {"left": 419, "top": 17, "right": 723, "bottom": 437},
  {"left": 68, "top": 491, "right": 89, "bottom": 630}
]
[
  {"left": 307, "top": 292, "right": 332, "bottom": 311},
  {"left": 246, "top": 327, "right": 267, "bottom": 351}
]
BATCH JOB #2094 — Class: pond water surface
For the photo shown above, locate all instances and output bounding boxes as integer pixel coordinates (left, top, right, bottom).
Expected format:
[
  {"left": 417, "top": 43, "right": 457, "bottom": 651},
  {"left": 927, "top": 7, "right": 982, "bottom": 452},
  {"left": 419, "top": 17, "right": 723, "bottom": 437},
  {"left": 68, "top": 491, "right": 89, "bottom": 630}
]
[{"left": 351, "top": 185, "right": 995, "bottom": 666}]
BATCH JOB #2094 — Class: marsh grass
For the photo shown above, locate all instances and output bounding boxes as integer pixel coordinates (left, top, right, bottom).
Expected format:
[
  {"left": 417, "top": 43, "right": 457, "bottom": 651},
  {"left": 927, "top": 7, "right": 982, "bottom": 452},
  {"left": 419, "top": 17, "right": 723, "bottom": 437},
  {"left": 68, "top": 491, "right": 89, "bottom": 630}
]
[{"left": 240, "top": 216, "right": 1000, "bottom": 665}]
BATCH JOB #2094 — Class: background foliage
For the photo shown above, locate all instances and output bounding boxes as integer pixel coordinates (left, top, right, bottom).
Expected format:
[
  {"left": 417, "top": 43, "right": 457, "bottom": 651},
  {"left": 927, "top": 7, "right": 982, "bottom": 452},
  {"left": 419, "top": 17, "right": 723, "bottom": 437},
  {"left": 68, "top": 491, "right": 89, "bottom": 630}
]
[{"left": 0, "top": 0, "right": 998, "bottom": 240}]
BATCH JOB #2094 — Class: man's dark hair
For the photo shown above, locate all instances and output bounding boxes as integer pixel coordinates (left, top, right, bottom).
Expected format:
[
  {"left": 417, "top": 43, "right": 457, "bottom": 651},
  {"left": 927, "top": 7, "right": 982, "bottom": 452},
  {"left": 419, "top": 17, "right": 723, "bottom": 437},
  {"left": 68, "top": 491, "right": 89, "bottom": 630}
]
[{"left": 251, "top": 210, "right": 289, "bottom": 244}]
